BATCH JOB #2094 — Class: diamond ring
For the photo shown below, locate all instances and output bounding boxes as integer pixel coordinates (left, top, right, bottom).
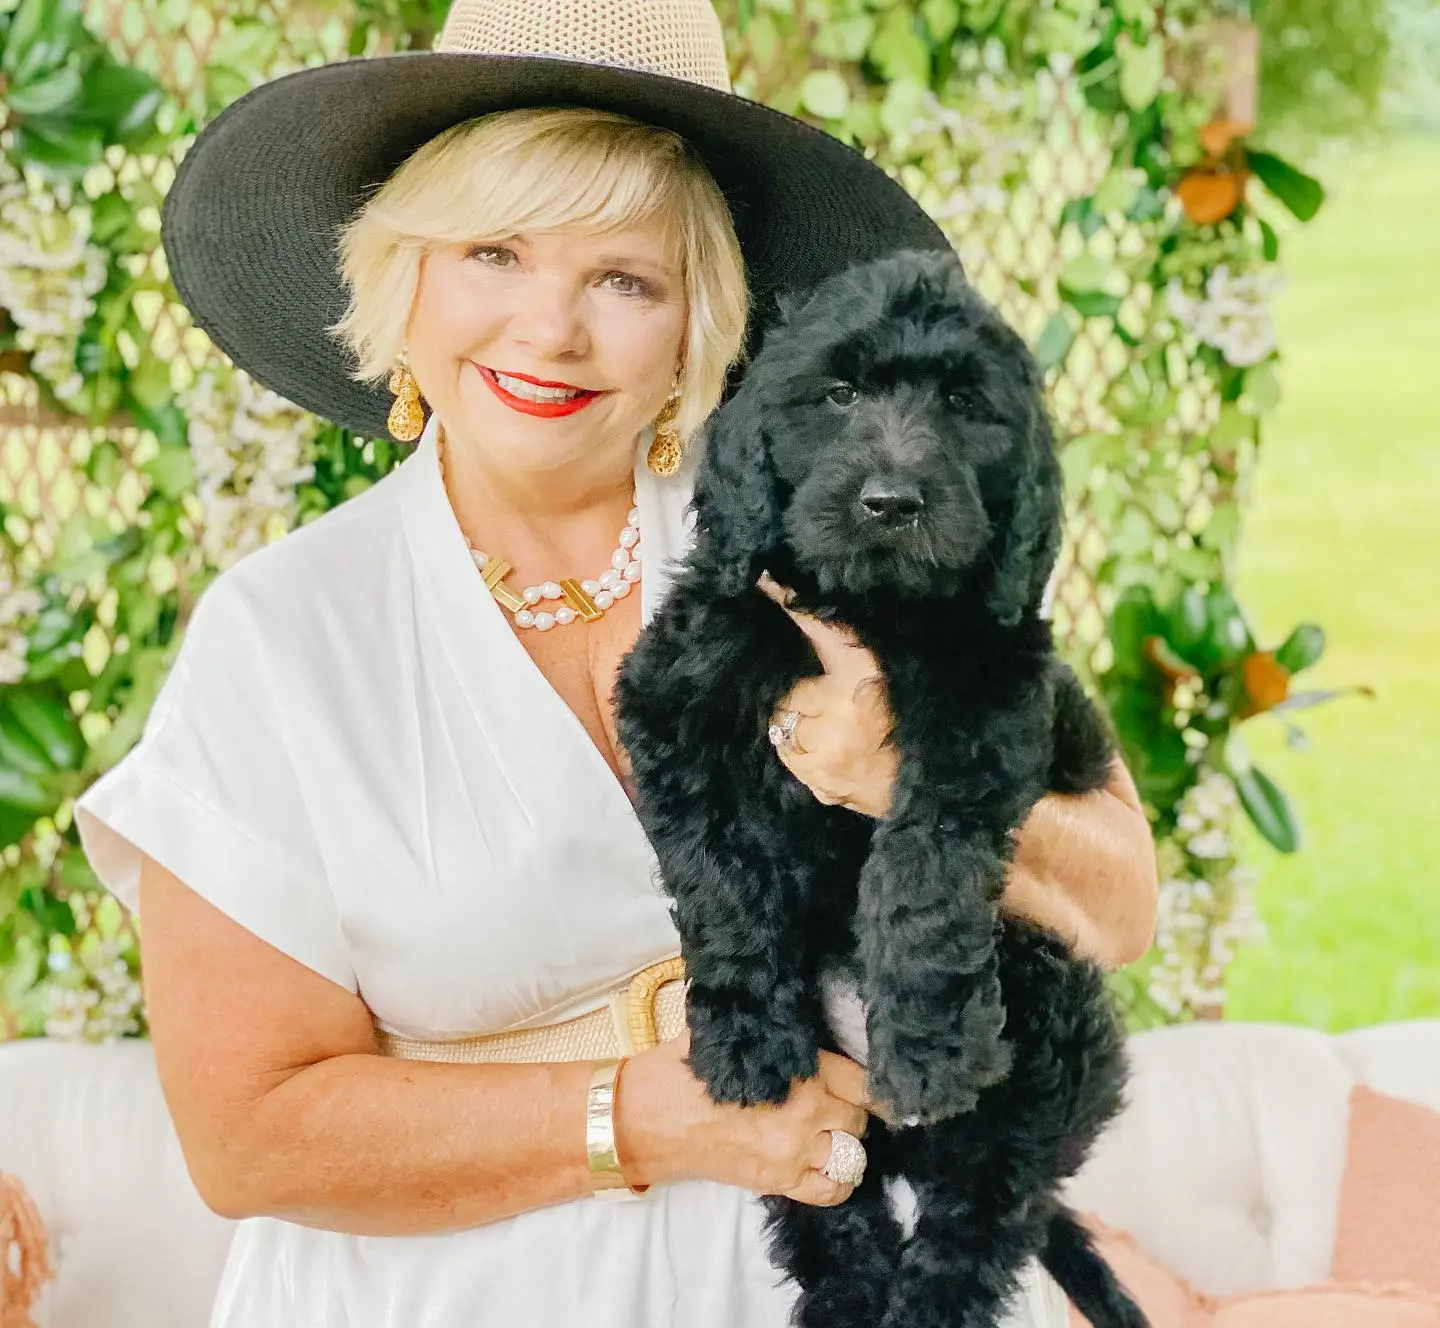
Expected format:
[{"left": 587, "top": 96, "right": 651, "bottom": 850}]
[
  {"left": 767, "top": 708, "right": 805, "bottom": 756},
  {"left": 822, "top": 1129, "right": 867, "bottom": 1187}
]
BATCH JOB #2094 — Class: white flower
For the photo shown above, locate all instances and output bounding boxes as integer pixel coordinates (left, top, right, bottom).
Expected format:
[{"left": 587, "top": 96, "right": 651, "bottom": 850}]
[
  {"left": 0, "top": 154, "right": 109, "bottom": 409},
  {"left": 182, "top": 367, "right": 318, "bottom": 568},
  {"left": 1166, "top": 265, "right": 1286, "bottom": 368},
  {"left": 1144, "top": 769, "right": 1267, "bottom": 1019},
  {"left": 0, "top": 565, "right": 42, "bottom": 683},
  {"left": 40, "top": 937, "right": 145, "bottom": 1042}
]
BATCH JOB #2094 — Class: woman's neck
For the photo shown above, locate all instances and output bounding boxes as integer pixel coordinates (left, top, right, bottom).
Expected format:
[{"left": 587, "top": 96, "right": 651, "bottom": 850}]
[{"left": 437, "top": 427, "right": 636, "bottom": 579}]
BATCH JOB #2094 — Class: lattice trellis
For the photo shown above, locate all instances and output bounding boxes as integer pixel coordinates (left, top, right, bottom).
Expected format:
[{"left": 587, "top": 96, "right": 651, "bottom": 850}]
[
  {"left": 0, "top": 1, "right": 1216, "bottom": 663},
  {"left": 0, "top": 1, "right": 383, "bottom": 549}
]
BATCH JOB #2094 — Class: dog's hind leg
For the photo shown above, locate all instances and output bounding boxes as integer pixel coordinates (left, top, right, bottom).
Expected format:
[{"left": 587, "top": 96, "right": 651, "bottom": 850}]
[{"left": 762, "top": 1171, "right": 904, "bottom": 1328}]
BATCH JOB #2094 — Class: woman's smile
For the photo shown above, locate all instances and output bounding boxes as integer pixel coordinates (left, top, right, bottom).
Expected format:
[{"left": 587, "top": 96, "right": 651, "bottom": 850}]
[{"left": 475, "top": 363, "right": 604, "bottom": 417}]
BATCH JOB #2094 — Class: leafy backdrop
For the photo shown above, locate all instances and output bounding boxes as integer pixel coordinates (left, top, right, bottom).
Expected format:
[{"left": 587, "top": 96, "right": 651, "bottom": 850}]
[{"left": 0, "top": 0, "right": 1374, "bottom": 1039}]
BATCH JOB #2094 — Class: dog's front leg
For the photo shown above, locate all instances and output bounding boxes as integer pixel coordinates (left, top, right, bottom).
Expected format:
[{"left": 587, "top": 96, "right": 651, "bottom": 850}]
[
  {"left": 668, "top": 797, "right": 828, "bottom": 1105},
  {"left": 859, "top": 807, "right": 1012, "bottom": 1124}
]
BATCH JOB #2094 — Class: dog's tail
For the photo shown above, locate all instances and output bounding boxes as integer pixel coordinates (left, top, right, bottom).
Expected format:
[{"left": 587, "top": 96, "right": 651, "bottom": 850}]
[{"left": 1040, "top": 1206, "right": 1150, "bottom": 1328}]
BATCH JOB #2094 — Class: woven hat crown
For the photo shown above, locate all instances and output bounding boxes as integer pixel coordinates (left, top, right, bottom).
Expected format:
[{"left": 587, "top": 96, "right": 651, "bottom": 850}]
[{"left": 438, "top": 0, "right": 732, "bottom": 92}]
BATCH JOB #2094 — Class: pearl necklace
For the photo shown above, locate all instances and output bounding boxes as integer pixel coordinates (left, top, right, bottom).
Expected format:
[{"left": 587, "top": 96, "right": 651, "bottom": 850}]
[{"left": 439, "top": 430, "right": 642, "bottom": 632}]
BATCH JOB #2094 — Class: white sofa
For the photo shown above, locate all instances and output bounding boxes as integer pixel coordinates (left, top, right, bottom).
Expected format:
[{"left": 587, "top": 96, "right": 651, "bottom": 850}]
[{"left": 3, "top": 1020, "right": 1439, "bottom": 1327}]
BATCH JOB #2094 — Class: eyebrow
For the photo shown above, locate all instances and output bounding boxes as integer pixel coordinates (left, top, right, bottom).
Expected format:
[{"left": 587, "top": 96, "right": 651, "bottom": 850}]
[{"left": 593, "top": 253, "right": 678, "bottom": 278}]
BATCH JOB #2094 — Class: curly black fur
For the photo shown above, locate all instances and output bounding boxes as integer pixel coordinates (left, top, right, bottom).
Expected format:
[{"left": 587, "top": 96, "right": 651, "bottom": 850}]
[{"left": 615, "top": 250, "right": 1146, "bottom": 1328}]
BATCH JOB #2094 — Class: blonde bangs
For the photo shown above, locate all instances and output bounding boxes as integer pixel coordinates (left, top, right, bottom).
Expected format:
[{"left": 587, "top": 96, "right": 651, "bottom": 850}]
[{"left": 333, "top": 107, "right": 748, "bottom": 443}]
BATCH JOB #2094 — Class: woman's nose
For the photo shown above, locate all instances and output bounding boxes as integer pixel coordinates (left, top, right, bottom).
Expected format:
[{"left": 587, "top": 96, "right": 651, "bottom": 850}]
[{"left": 509, "top": 275, "right": 590, "bottom": 359}]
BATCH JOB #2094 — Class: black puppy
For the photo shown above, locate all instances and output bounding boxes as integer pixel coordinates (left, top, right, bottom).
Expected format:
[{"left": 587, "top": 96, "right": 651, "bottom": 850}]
[{"left": 616, "top": 250, "right": 1146, "bottom": 1328}]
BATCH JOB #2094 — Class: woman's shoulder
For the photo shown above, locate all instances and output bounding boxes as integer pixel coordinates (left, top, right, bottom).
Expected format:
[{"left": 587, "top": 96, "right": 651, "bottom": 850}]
[{"left": 196, "top": 461, "right": 416, "bottom": 655}]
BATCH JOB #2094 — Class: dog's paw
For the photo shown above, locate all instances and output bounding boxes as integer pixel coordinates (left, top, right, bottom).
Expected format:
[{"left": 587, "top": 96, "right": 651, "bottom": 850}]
[
  {"left": 686, "top": 1008, "right": 820, "bottom": 1105},
  {"left": 871, "top": 1028, "right": 1013, "bottom": 1125}
]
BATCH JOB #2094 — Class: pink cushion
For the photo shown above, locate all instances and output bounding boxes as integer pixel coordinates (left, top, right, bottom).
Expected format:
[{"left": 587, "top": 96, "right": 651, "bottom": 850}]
[
  {"left": 1, "top": 1170, "right": 52, "bottom": 1328},
  {"left": 1067, "top": 1218, "right": 1211, "bottom": 1327},
  {"left": 1210, "top": 1286, "right": 1440, "bottom": 1326},
  {"left": 1333, "top": 1086, "right": 1440, "bottom": 1293},
  {"left": 1069, "top": 1215, "right": 1440, "bottom": 1327}
]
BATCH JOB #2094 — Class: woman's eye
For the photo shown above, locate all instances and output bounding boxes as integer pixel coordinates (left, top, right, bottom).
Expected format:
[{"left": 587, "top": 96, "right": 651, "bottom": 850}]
[
  {"left": 467, "top": 245, "right": 516, "bottom": 267},
  {"left": 602, "top": 271, "right": 649, "bottom": 297},
  {"left": 826, "top": 383, "right": 858, "bottom": 407}
]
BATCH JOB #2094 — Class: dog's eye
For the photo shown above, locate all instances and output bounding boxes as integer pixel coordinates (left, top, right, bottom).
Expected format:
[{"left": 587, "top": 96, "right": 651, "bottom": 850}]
[
  {"left": 946, "top": 389, "right": 978, "bottom": 413},
  {"left": 826, "top": 383, "right": 859, "bottom": 407}
]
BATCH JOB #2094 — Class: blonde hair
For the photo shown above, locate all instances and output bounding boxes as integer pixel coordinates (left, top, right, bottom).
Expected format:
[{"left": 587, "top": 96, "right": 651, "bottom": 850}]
[{"left": 334, "top": 106, "right": 749, "bottom": 445}]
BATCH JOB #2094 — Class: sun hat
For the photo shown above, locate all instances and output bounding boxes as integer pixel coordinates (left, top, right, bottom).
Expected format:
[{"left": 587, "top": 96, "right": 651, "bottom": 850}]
[{"left": 160, "top": 0, "right": 952, "bottom": 438}]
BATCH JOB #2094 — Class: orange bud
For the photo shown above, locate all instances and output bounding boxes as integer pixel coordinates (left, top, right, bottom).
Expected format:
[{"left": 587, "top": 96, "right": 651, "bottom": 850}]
[
  {"left": 1241, "top": 650, "right": 1290, "bottom": 715},
  {"left": 1198, "top": 117, "right": 1249, "bottom": 160},
  {"left": 1176, "top": 169, "right": 1247, "bottom": 225}
]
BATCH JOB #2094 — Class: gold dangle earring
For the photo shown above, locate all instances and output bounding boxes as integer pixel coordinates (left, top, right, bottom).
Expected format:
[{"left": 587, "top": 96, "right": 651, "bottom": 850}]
[
  {"left": 646, "top": 380, "right": 684, "bottom": 478},
  {"left": 387, "top": 348, "right": 425, "bottom": 442}
]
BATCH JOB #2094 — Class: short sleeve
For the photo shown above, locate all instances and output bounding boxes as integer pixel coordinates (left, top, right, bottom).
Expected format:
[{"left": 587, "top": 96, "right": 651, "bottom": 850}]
[{"left": 74, "top": 570, "right": 356, "bottom": 992}]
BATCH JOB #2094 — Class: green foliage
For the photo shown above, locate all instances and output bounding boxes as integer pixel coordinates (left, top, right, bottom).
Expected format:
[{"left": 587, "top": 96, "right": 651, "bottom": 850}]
[
  {"left": 0, "top": 0, "right": 1338, "bottom": 1035},
  {"left": 0, "top": 0, "right": 165, "bottom": 175}
]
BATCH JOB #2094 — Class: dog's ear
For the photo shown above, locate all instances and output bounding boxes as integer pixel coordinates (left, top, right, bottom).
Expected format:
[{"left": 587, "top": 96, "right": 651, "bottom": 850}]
[
  {"left": 987, "top": 401, "right": 1064, "bottom": 627},
  {"left": 689, "top": 376, "right": 785, "bottom": 597}
]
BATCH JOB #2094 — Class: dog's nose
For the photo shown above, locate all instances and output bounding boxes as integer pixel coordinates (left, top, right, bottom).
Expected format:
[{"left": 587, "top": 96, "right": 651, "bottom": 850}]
[{"left": 859, "top": 477, "right": 925, "bottom": 523}]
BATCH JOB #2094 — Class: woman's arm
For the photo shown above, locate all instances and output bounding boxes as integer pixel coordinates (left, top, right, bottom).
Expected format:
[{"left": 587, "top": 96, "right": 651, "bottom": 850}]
[
  {"left": 138, "top": 855, "right": 867, "bottom": 1235},
  {"left": 1002, "top": 756, "right": 1158, "bottom": 969},
  {"left": 758, "top": 585, "right": 1158, "bottom": 971}
]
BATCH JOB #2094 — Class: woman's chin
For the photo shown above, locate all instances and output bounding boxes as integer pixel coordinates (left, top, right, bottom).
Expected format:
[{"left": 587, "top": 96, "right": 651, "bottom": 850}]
[{"left": 443, "top": 394, "right": 640, "bottom": 475}]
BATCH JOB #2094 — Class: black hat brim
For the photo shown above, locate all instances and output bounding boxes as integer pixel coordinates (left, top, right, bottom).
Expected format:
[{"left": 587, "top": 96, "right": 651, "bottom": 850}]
[{"left": 162, "top": 51, "right": 950, "bottom": 438}]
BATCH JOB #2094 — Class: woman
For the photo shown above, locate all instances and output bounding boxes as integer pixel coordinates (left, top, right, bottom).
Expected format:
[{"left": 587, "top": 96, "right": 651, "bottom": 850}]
[{"left": 75, "top": 1, "right": 1158, "bottom": 1324}]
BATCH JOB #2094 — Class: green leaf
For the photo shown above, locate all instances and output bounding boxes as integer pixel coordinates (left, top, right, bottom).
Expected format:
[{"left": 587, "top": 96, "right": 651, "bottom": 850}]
[
  {"left": 127, "top": 350, "right": 174, "bottom": 414},
  {"left": 1117, "top": 35, "right": 1164, "bottom": 109},
  {"left": 12, "top": 117, "right": 103, "bottom": 177},
  {"left": 204, "top": 64, "right": 252, "bottom": 115},
  {"left": 1060, "top": 196, "right": 1105, "bottom": 240},
  {"left": 142, "top": 447, "right": 196, "bottom": 500},
  {"left": 1247, "top": 150, "right": 1325, "bottom": 222},
  {"left": 920, "top": 0, "right": 962, "bottom": 42},
  {"left": 1233, "top": 763, "right": 1301, "bottom": 853},
  {"left": 1199, "top": 499, "right": 1241, "bottom": 551},
  {"left": 1275, "top": 623, "right": 1326, "bottom": 673},
  {"left": 210, "top": 17, "right": 280, "bottom": 76},
  {"left": 0, "top": 703, "right": 54, "bottom": 775},
  {"left": 798, "top": 69, "right": 850, "bottom": 121},
  {"left": 1165, "top": 586, "right": 1209, "bottom": 660},
  {"left": 1064, "top": 289, "right": 1123, "bottom": 319},
  {"left": 1259, "top": 219, "right": 1280, "bottom": 263},
  {"left": 1242, "top": 362, "right": 1281, "bottom": 412},
  {"left": 1204, "top": 585, "right": 1255, "bottom": 668},
  {"left": 814, "top": 14, "right": 875, "bottom": 61},
  {"left": 1058, "top": 253, "right": 1112, "bottom": 293},
  {"left": 20, "top": 886, "right": 74, "bottom": 936},
  {"left": 1092, "top": 166, "right": 1144, "bottom": 216},
  {"left": 73, "top": 59, "right": 164, "bottom": 145},
  {"left": 1108, "top": 584, "right": 1161, "bottom": 670},
  {"left": 1033, "top": 312, "right": 1076, "bottom": 370},
  {"left": 4, "top": 687, "right": 84, "bottom": 770},
  {"left": 868, "top": 7, "right": 932, "bottom": 85},
  {"left": 2, "top": 0, "right": 84, "bottom": 81},
  {"left": 0, "top": 765, "right": 56, "bottom": 813},
  {"left": 0, "top": 803, "right": 38, "bottom": 853},
  {"left": 8, "top": 59, "right": 82, "bottom": 117}
]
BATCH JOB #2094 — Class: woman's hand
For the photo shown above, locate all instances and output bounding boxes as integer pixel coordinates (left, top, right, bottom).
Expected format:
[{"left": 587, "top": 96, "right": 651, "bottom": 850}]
[
  {"left": 614, "top": 1033, "right": 871, "bottom": 1206},
  {"left": 758, "top": 574, "right": 898, "bottom": 819}
]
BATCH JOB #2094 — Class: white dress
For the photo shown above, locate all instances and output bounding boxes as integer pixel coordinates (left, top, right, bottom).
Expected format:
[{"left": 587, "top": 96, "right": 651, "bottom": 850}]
[{"left": 74, "top": 416, "right": 1070, "bottom": 1328}]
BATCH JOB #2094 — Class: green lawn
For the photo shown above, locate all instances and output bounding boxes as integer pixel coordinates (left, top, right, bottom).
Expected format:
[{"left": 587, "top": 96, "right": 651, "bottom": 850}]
[{"left": 1223, "top": 134, "right": 1440, "bottom": 1030}]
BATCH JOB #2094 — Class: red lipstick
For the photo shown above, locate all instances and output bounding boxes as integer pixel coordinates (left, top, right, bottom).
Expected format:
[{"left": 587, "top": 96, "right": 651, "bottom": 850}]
[{"left": 476, "top": 365, "right": 601, "bottom": 418}]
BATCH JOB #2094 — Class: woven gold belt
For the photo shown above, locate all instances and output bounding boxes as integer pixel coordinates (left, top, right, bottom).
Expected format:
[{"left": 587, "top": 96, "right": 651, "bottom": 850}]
[{"left": 374, "top": 956, "right": 687, "bottom": 1065}]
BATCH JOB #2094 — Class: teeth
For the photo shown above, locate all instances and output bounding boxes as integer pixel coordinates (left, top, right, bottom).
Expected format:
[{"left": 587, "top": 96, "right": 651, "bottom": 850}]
[{"left": 494, "top": 372, "right": 586, "bottom": 403}]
